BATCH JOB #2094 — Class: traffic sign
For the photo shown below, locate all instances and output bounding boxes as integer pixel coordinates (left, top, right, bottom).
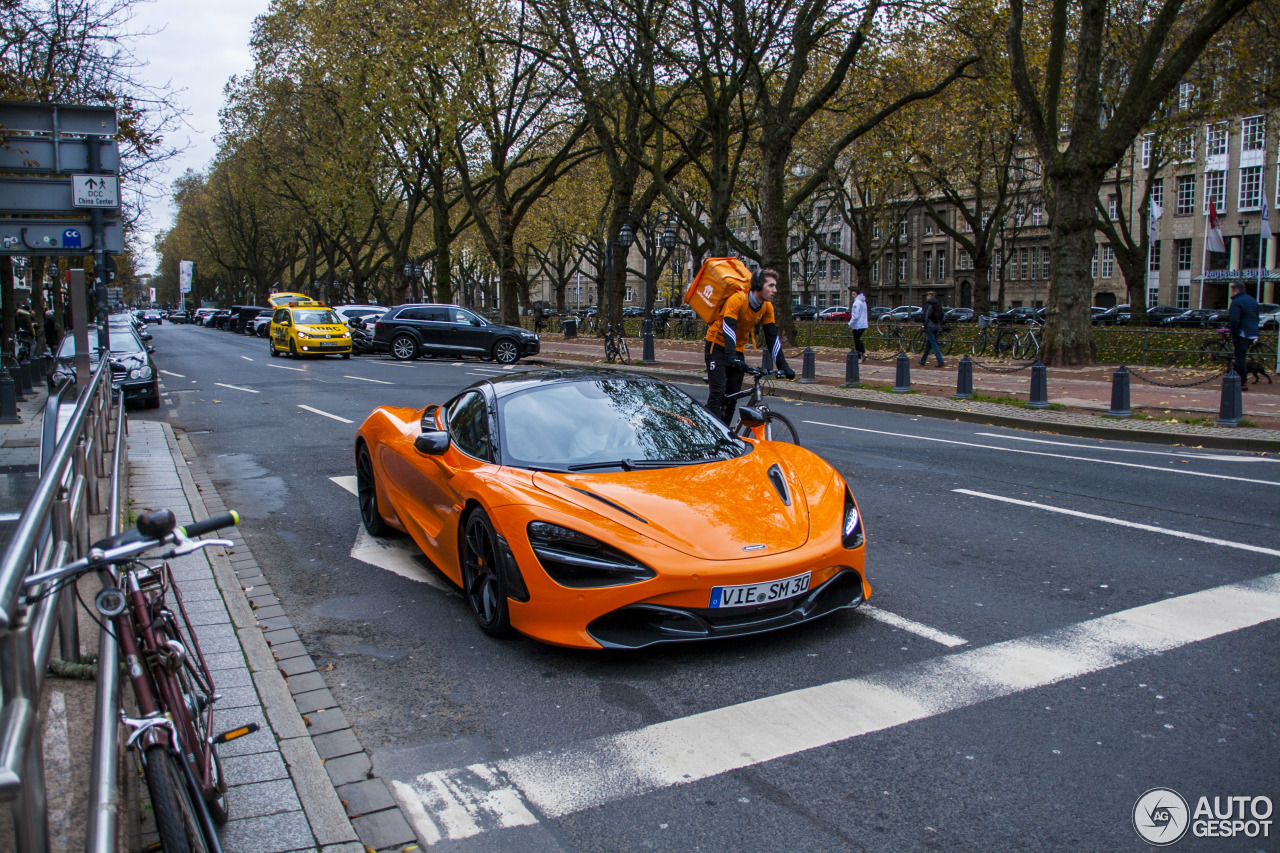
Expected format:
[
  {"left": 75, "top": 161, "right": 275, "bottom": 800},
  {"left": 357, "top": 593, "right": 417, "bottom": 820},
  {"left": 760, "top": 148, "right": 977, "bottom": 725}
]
[
  {"left": 0, "top": 218, "right": 123, "bottom": 255},
  {"left": 71, "top": 175, "right": 118, "bottom": 208},
  {"left": 0, "top": 137, "right": 120, "bottom": 175}
]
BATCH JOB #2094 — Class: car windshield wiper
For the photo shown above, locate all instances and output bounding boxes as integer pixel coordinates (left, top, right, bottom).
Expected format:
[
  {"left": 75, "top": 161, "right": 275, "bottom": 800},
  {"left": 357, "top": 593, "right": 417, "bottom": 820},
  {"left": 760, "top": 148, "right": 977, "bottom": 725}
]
[{"left": 566, "top": 458, "right": 704, "bottom": 471}]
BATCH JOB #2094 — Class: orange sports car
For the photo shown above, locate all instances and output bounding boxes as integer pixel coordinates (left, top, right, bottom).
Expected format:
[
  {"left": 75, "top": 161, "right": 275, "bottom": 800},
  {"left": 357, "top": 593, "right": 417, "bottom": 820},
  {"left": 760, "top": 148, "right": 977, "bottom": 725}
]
[{"left": 353, "top": 369, "right": 869, "bottom": 649}]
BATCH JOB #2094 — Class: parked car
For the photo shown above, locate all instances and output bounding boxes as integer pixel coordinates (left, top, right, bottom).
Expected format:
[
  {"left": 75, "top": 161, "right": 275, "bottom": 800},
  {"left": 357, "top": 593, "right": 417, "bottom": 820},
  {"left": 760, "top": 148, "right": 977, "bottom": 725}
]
[
  {"left": 251, "top": 315, "right": 272, "bottom": 337},
  {"left": 1257, "top": 303, "right": 1280, "bottom": 331},
  {"left": 888, "top": 306, "right": 924, "bottom": 323},
  {"left": 622, "top": 306, "right": 646, "bottom": 318},
  {"left": 943, "top": 308, "right": 974, "bottom": 323},
  {"left": 995, "top": 307, "right": 1041, "bottom": 325},
  {"left": 790, "top": 304, "right": 818, "bottom": 320},
  {"left": 868, "top": 306, "right": 893, "bottom": 321},
  {"left": 1160, "top": 308, "right": 1230, "bottom": 328},
  {"left": 353, "top": 368, "right": 868, "bottom": 647},
  {"left": 142, "top": 309, "right": 163, "bottom": 324},
  {"left": 1093, "top": 304, "right": 1129, "bottom": 326},
  {"left": 333, "top": 304, "right": 388, "bottom": 326},
  {"left": 49, "top": 325, "right": 159, "bottom": 409},
  {"left": 373, "top": 303, "right": 541, "bottom": 364},
  {"left": 1136, "top": 304, "right": 1184, "bottom": 326},
  {"left": 817, "top": 305, "right": 851, "bottom": 322},
  {"left": 234, "top": 306, "right": 272, "bottom": 335}
]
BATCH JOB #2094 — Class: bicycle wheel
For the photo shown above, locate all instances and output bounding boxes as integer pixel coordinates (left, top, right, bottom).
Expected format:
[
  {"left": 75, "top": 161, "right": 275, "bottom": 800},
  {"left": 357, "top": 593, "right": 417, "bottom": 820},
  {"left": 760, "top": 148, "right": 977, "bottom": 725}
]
[
  {"left": 936, "top": 328, "right": 954, "bottom": 356},
  {"left": 144, "top": 745, "right": 213, "bottom": 853},
  {"left": 875, "top": 320, "right": 898, "bottom": 338},
  {"left": 908, "top": 330, "right": 925, "bottom": 355},
  {"left": 970, "top": 330, "right": 988, "bottom": 357},
  {"left": 604, "top": 337, "right": 619, "bottom": 363},
  {"left": 762, "top": 410, "right": 800, "bottom": 444},
  {"left": 616, "top": 335, "right": 630, "bottom": 364},
  {"left": 1199, "top": 337, "right": 1231, "bottom": 366}
]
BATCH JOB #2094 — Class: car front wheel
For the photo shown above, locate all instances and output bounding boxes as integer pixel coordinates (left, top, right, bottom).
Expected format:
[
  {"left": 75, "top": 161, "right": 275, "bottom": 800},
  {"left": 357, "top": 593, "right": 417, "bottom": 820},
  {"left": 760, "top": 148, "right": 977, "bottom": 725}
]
[
  {"left": 391, "top": 334, "right": 418, "bottom": 360},
  {"left": 356, "top": 444, "right": 395, "bottom": 536},
  {"left": 492, "top": 339, "right": 520, "bottom": 365},
  {"left": 461, "top": 509, "right": 512, "bottom": 637}
]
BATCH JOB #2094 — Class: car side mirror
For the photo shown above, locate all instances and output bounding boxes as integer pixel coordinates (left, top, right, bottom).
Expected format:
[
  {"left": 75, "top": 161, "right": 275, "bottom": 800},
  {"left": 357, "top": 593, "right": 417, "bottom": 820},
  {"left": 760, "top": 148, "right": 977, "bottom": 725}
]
[
  {"left": 146, "top": 346, "right": 155, "bottom": 354},
  {"left": 415, "top": 430, "right": 450, "bottom": 455}
]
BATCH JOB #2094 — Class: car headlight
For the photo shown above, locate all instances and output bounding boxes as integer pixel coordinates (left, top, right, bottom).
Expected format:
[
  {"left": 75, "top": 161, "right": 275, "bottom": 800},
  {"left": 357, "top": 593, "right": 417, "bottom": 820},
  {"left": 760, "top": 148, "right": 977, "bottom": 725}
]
[
  {"left": 527, "top": 522, "right": 655, "bottom": 588},
  {"left": 136, "top": 365, "right": 152, "bottom": 379},
  {"left": 296, "top": 330, "right": 312, "bottom": 339},
  {"left": 842, "top": 490, "right": 863, "bottom": 549}
]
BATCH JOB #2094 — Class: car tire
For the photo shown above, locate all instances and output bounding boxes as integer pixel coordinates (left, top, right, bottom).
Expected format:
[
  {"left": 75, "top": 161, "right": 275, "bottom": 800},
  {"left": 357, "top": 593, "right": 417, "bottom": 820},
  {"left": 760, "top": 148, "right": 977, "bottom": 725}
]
[
  {"left": 491, "top": 339, "right": 520, "bottom": 365},
  {"left": 288, "top": 341, "right": 299, "bottom": 359},
  {"left": 356, "top": 444, "right": 397, "bottom": 537},
  {"left": 391, "top": 334, "right": 418, "bottom": 361},
  {"left": 269, "top": 341, "right": 279, "bottom": 357},
  {"left": 342, "top": 352, "right": 351, "bottom": 359},
  {"left": 144, "top": 382, "right": 161, "bottom": 409},
  {"left": 461, "top": 509, "right": 512, "bottom": 638}
]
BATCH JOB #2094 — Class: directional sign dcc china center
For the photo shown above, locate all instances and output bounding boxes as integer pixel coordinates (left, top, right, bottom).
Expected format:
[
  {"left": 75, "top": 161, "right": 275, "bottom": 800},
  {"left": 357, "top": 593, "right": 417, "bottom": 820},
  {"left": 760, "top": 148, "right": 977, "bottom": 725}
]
[{"left": 72, "top": 175, "right": 119, "bottom": 208}]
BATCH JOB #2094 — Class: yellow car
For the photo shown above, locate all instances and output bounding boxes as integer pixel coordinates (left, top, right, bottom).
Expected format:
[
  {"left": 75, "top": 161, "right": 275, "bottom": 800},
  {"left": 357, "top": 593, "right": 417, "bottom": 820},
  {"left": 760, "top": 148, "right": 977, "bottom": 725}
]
[
  {"left": 267, "top": 291, "right": 312, "bottom": 308},
  {"left": 269, "top": 303, "right": 353, "bottom": 359}
]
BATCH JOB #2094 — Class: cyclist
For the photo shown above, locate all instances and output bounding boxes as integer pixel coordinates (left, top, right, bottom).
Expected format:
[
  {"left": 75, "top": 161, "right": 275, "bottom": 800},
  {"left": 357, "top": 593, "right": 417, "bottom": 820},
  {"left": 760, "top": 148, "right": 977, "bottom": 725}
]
[
  {"left": 1228, "top": 280, "right": 1259, "bottom": 390},
  {"left": 704, "top": 267, "right": 795, "bottom": 425}
]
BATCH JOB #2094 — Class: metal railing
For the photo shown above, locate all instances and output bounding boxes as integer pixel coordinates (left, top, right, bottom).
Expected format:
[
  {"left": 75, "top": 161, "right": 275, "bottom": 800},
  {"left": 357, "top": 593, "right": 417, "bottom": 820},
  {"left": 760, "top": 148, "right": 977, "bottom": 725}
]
[{"left": 0, "top": 361, "right": 123, "bottom": 851}]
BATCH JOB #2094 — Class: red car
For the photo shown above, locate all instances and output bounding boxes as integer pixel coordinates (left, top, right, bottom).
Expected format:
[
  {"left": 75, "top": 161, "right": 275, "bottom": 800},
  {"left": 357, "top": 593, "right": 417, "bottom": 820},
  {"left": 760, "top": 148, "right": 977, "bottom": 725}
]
[{"left": 817, "top": 306, "right": 851, "bottom": 322}]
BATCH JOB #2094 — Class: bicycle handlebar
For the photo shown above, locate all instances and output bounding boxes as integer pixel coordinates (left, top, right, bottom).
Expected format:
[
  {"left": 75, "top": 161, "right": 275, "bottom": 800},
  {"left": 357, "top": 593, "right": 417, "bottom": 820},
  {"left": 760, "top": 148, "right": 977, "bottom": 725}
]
[{"left": 22, "top": 510, "right": 240, "bottom": 592}]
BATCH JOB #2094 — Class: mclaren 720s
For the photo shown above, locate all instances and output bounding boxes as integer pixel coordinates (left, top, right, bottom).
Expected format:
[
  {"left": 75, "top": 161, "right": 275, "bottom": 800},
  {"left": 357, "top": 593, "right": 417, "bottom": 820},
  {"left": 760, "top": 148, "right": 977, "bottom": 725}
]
[{"left": 354, "top": 369, "right": 868, "bottom": 649}]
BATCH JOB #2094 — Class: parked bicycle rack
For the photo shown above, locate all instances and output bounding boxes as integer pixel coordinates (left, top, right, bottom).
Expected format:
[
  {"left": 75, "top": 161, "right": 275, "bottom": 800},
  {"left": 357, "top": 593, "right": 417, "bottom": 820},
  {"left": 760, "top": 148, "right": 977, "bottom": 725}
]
[{"left": 0, "top": 362, "right": 123, "bottom": 851}]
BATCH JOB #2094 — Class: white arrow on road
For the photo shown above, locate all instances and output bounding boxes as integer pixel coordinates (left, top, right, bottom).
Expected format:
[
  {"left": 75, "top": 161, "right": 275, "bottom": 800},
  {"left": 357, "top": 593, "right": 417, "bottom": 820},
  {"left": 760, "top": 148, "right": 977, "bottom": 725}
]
[{"left": 331, "top": 476, "right": 455, "bottom": 594}]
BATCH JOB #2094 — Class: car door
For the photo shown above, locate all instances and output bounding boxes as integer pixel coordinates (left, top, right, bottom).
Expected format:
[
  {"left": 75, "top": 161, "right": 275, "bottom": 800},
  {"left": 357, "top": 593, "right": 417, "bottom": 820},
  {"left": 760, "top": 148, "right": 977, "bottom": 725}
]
[
  {"left": 446, "top": 307, "right": 491, "bottom": 356},
  {"left": 270, "top": 308, "right": 291, "bottom": 349},
  {"left": 403, "top": 307, "right": 452, "bottom": 355}
]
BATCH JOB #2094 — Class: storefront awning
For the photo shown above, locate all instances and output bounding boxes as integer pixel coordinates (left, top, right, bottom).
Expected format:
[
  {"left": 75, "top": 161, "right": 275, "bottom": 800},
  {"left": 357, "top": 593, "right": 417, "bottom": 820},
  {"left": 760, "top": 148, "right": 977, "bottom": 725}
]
[{"left": 1193, "top": 269, "right": 1280, "bottom": 283}]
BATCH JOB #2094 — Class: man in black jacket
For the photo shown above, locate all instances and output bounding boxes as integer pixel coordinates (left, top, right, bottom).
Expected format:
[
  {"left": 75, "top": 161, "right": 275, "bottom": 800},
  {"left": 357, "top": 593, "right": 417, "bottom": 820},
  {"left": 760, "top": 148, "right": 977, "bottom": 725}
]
[
  {"left": 1228, "top": 281, "right": 1259, "bottom": 390},
  {"left": 919, "top": 291, "right": 945, "bottom": 367}
]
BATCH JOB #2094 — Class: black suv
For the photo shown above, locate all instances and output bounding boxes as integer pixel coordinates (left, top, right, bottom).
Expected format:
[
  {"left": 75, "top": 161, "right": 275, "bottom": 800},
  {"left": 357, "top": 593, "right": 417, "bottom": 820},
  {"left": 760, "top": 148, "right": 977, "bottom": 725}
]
[{"left": 373, "top": 304, "right": 540, "bottom": 364}]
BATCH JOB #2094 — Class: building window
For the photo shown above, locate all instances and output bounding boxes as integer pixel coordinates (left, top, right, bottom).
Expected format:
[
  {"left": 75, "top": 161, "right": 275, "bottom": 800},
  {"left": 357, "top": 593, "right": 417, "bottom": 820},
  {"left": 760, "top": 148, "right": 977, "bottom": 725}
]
[
  {"left": 791, "top": 261, "right": 801, "bottom": 279},
  {"left": 1175, "top": 238, "right": 1192, "bottom": 270},
  {"left": 625, "top": 287, "right": 634, "bottom": 302},
  {"left": 1107, "top": 196, "right": 1118, "bottom": 220},
  {"left": 1150, "top": 179, "right": 1163, "bottom": 208},
  {"left": 1091, "top": 247, "right": 1098, "bottom": 279},
  {"left": 937, "top": 249, "right": 946, "bottom": 278},
  {"left": 898, "top": 221, "right": 908, "bottom": 239},
  {"left": 1032, "top": 206, "right": 1043, "bottom": 226},
  {"left": 872, "top": 259, "right": 879, "bottom": 282},
  {"left": 898, "top": 254, "right": 908, "bottom": 280},
  {"left": 1178, "top": 82, "right": 1196, "bottom": 111},
  {"left": 817, "top": 262, "right": 826, "bottom": 279},
  {"left": 923, "top": 250, "right": 932, "bottom": 280},
  {"left": 873, "top": 224, "right": 881, "bottom": 240},
  {"left": 1174, "top": 132, "right": 1194, "bottom": 162},
  {"left": 830, "top": 259, "right": 841, "bottom": 280},
  {"left": 1206, "top": 123, "right": 1228, "bottom": 157},
  {"left": 1149, "top": 240, "right": 1161, "bottom": 271},
  {"left": 1241, "top": 115, "right": 1266, "bottom": 151},
  {"left": 1101, "top": 244, "right": 1114, "bottom": 278},
  {"left": 1176, "top": 174, "right": 1195, "bottom": 215},
  {"left": 1141, "top": 134, "right": 1152, "bottom": 169},
  {"left": 1031, "top": 247, "right": 1041, "bottom": 279},
  {"left": 1203, "top": 171, "right": 1226, "bottom": 213},
  {"left": 1017, "top": 247, "right": 1027, "bottom": 279},
  {"left": 1239, "top": 166, "right": 1263, "bottom": 210},
  {"left": 829, "top": 230, "right": 841, "bottom": 250},
  {"left": 789, "top": 234, "right": 800, "bottom": 250}
]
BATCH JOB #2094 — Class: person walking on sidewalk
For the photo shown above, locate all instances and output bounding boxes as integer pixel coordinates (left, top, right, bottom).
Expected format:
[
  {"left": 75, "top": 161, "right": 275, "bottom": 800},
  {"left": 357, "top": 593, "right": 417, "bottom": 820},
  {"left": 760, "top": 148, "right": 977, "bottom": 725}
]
[
  {"left": 848, "top": 287, "right": 868, "bottom": 360},
  {"left": 920, "top": 291, "right": 945, "bottom": 367},
  {"left": 1228, "top": 281, "right": 1259, "bottom": 391}
]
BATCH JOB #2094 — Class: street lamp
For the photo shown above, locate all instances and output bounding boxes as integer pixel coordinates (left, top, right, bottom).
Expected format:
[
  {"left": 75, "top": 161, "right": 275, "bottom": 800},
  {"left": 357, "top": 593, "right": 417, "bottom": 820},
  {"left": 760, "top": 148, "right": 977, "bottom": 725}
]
[
  {"left": 404, "top": 260, "right": 424, "bottom": 302},
  {"left": 618, "top": 211, "right": 678, "bottom": 362}
]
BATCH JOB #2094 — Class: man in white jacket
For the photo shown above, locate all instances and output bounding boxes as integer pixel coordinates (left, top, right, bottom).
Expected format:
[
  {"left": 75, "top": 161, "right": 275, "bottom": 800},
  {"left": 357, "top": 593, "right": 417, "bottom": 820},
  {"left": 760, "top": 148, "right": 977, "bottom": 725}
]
[{"left": 847, "top": 287, "right": 869, "bottom": 360}]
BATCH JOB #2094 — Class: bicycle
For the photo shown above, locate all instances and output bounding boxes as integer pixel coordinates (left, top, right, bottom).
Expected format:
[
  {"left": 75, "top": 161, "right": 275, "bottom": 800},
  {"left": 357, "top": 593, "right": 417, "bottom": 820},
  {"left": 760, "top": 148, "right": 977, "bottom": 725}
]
[
  {"left": 909, "top": 324, "right": 955, "bottom": 357},
  {"left": 875, "top": 318, "right": 911, "bottom": 352},
  {"left": 22, "top": 509, "right": 255, "bottom": 853},
  {"left": 970, "top": 315, "right": 1018, "bottom": 358},
  {"left": 727, "top": 365, "right": 800, "bottom": 444},
  {"left": 1200, "top": 327, "right": 1275, "bottom": 367},
  {"left": 603, "top": 323, "right": 630, "bottom": 364},
  {"left": 1012, "top": 321, "right": 1042, "bottom": 361}
]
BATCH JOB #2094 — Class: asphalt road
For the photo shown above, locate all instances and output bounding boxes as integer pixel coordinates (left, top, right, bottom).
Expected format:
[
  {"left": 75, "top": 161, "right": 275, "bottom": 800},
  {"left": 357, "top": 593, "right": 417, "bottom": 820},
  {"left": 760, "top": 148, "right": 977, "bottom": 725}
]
[{"left": 136, "top": 322, "right": 1280, "bottom": 853}]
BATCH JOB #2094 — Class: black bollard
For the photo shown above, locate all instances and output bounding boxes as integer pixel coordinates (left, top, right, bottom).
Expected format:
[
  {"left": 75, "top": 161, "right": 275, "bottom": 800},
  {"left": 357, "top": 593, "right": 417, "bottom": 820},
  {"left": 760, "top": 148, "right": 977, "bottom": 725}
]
[
  {"left": 893, "top": 351, "right": 912, "bottom": 392},
  {"left": 799, "top": 347, "right": 817, "bottom": 384},
  {"left": 843, "top": 349, "right": 860, "bottom": 387},
  {"left": 0, "top": 371, "right": 20, "bottom": 424},
  {"left": 18, "top": 357, "right": 33, "bottom": 396},
  {"left": 642, "top": 319, "right": 655, "bottom": 363},
  {"left": 30, "top": 354, "right": 45, "bottom": 384},
  {"left": 563, "top": 317, "right": 577, "bottom": 338},
  {"left": 1107, "top": 365, "right": 1132, "bottom": 418},
  {"left": 1216, "top": 368, "right": 1242, "bottom": 427},
  {"left": 952, "top": 355, "right": 973, "bottom": 399},
  {"left": 1027, "top": 360, "right": 1049, "bottom": 408},
  {"left": 7, "top": 363, "right": 26, "bottom": 402}
]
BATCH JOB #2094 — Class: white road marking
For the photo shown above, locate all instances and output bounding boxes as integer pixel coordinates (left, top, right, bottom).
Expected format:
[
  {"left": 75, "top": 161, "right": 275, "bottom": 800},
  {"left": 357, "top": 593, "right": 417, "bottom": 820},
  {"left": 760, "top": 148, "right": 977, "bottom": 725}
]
[
  {"left": 160, "top": 369, "right": 185, "bottom": 378},
  {"left": 394, "top": 572, "right": 1280, "bottom": 843},
  {"left": 804, "top": 420, "right": 1280, "bottom": 487},
  {"left": 373, "top": 360, "right": 415, "bottom": 367},
  {"left": 0, "top": 512, "right": 20, "bottom": 522},
  {"left": 953, "top": 489, "right": 1280, "bottom": 558},
  {"left": 241, "top": 356, "right": 253, "bottom": 361},
  {"left": 299, "top": 405, "right": 352, "bottom": 423},
  {"left": 333, "top": 475, "right": 357, "bottom": 495},
  {"left": 861, "top": 605, "right": 967, "bottom": 647},
  {"left": 344, "top": 375, "right": 394, "bottom": 384},
  {"left": 268, "top": 364, "right": 305, "bottom": 372},
  {"left": 973, "top": 432, "right": 1280, "bottom": 462},
  {"left": 214, "top": 382, "right": 259, "bottom": 394},
  {"left": 331, "top": 477, "right": 457, "bottom": 593}
]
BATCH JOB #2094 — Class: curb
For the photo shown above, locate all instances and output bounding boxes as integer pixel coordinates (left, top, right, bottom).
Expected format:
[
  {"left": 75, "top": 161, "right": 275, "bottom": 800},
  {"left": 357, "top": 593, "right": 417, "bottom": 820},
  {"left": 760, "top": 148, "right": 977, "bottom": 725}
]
[
  {"left": 523, "top": 356, "right": 1280, "bottom": 452},
  {"left": 164, "top": 424, "right": 411, "bottom": 851}
]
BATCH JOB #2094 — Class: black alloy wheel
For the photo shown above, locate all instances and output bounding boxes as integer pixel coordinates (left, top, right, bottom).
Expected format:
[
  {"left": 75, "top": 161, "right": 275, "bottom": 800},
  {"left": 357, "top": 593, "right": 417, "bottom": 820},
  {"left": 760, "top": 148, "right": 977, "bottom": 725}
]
[
  {"left": 492, "top": 339, "right": 520, "bottom": 365},
  {"left": 356, "top": 445, "right": 395, "bottom": 536},
  {"left": 391, "top": 334, "right": 418, "bottom": 360},
  {"left": 461, "top": 509, "right": 512, "bottom": 637},
  {"left": 269, "top": 339, "right": 279, "bottom": 357}
]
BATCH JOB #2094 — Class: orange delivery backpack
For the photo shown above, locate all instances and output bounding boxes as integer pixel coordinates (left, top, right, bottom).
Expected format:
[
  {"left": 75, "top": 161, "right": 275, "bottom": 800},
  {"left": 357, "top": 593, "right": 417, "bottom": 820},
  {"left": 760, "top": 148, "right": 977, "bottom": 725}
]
[{"left": 683, "top": 258, "right": 752, "bottom": 325}]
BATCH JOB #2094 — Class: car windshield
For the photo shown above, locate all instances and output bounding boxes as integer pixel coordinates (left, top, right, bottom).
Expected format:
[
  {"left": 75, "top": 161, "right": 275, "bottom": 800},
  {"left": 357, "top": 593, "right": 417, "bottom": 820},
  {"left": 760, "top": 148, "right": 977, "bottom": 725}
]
[
  {"left": 57, "top": 330, "right": 144, "bottom": 356},
  {"left": 293, "top": 310, "right": 342, "bottom": 325},
  {"left": 497, "top": 378, "right": 741, "bottom": 471}
]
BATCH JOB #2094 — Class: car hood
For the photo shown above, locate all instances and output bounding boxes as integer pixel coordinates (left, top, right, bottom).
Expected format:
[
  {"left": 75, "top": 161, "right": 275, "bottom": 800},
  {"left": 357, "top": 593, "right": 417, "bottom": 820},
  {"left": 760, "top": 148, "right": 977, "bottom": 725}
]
[{"left": 531, "top": 448, "right": 809, "bottom": 560}]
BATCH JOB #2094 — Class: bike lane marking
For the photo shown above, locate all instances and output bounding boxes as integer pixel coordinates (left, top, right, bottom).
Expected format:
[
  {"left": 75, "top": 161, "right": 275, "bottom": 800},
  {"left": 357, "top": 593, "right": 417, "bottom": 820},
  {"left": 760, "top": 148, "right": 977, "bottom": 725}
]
[
  {"left": 298, "top": 404, "right": 352, "bottom": 424},
  {"left": 268, "top": 364, "right": 305, "bottom": 372},
  {"left": 804, "top": 420, "right": 1280, "bottom": 487},
  {"left": 390, "top": 570, "right": 1280, "bottom": 844},
  {"left": 160, "top": 369, "right": 185, "bottom": 378},
  {"left": 953, "top": 489, "right": 1280, "bottom": 557},
  {"left": 860, "top": 604, "right": 967, "bottom": 647},
  {"left": 972, "top": 432, "right": 1280, "bottom": 463},
  {"left": 343, "top": 375, "right": 394, "bottom": 384}
]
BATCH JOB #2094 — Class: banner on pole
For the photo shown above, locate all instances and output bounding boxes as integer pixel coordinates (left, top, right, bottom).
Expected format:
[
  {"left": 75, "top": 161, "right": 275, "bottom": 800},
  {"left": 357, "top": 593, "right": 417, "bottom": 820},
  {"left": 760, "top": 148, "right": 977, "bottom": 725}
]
[{"left": 179, "top": 260, "right": 193, "bottom": 293}]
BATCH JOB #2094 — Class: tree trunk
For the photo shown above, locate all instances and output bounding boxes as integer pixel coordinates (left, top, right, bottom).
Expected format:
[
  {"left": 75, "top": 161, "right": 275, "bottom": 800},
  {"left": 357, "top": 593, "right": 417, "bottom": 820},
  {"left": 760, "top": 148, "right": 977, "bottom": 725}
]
[
  {"left": 757, "top": 135, "right": 793, "bottom": 342},
  {"left": 1041, "top": 177, "right": 1099, "bottom": 364}
]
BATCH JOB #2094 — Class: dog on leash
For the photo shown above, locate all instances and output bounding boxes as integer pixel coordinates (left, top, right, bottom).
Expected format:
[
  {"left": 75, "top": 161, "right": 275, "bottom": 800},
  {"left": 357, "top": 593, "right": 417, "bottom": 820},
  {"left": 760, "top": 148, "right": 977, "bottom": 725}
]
[{"left": 1245, "top": 360, "right": 1272, "bottom": 384}]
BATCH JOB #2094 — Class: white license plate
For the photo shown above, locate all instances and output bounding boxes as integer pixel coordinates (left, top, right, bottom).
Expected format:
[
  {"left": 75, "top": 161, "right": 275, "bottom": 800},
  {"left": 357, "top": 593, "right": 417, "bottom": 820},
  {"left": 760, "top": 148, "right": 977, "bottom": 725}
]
[{"left": 710, "top": 571, "right": 811, "bottom": 609}]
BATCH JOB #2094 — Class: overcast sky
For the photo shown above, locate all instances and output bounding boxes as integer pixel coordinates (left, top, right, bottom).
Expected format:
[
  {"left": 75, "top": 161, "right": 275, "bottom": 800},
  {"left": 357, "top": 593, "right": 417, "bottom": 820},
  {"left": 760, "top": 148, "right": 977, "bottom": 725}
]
[{"left": 130, "top": 0, "right": 270, "bottom": 272}]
